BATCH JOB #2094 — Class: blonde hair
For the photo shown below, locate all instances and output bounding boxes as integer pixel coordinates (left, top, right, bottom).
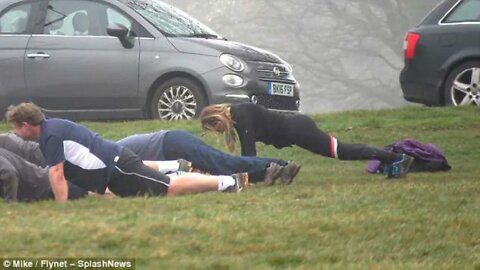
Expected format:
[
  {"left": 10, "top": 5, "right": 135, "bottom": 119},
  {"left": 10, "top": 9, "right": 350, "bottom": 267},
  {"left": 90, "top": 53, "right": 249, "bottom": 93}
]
[
  {"left": 5, "top": 102, "right": 45, "bottom": 126},
  {"left": 200, "top": 104, "right": 237, "bottom": 152}
]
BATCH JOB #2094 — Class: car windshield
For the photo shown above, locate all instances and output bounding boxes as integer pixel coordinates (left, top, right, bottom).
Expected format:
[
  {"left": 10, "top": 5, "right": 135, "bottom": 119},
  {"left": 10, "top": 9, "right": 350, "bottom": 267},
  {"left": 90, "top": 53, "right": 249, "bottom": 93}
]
[{"left": 119, "top": 0, "right": 221, "bottom": 38}]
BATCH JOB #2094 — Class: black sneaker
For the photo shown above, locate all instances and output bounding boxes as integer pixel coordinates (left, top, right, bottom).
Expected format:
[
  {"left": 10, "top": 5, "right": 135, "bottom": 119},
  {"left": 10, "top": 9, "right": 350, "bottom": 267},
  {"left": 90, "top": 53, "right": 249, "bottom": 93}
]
[
  {"left": 178, "top": 159, "right": 193, "bottom": 172},
  {"left": 225, "top": 172, "right": 249, "bottom": 193},
  {"left": 280, "top": 161, "right": 301, "bottom": 185},
  {"left": 263, "top": 162, "right": 284, "bottom": 185},
  {"left": 387, "top": 154, "right": 414, "bottom": 179}
]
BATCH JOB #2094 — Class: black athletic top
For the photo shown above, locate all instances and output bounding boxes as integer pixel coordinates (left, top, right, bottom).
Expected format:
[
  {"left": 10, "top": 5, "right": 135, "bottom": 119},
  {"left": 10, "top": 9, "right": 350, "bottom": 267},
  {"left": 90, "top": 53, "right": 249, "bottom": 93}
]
[{"left": 230, "top": 103, "right": 292, "bottom": 156}]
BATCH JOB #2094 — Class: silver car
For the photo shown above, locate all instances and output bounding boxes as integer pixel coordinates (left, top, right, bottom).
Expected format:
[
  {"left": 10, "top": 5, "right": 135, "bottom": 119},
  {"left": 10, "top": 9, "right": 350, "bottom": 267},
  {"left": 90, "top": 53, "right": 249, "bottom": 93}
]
[{"left": 0, "top": 0, "right": 300, "bottom": 120}]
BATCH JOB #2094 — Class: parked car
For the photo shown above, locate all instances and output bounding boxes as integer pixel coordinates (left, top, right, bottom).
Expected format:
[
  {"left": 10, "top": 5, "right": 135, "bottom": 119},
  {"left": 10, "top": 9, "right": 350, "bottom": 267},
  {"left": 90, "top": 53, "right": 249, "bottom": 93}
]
[
  {"left": 0, "top": 0, "right": 300, "bottom": 120},
  {"left": 400, "top": 0, "right": 480, "bottom": 107}
]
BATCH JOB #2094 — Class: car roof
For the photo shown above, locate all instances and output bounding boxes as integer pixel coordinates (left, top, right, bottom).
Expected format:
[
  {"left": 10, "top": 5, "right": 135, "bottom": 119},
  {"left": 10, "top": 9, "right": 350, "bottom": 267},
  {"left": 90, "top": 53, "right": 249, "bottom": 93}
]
[{"left": 418, "top": 0, "right": 463, "bottom": 25}]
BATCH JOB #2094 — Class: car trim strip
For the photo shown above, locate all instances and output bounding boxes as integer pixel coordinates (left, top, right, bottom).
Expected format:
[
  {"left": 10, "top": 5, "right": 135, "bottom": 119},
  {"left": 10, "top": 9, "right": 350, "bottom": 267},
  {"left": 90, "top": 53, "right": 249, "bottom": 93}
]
[
  {"left": 225, "top": 94, "right": 250, "bottom": 99},
  {"left": 0, "top": 34, "right": 156, "bottom": 40},
  {"left": 0, "top": 34, "right": 31, "bottom": 37},
  {"left": 39, "top": 108, "right": 141, "bottom": 113}
]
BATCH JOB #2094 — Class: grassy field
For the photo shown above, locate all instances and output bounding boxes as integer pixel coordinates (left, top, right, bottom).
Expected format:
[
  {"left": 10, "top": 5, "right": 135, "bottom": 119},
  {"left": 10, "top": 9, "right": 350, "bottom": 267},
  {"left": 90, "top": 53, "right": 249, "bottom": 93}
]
[{"left": 0, "top": 106, "right": 479, "bottom": 269}]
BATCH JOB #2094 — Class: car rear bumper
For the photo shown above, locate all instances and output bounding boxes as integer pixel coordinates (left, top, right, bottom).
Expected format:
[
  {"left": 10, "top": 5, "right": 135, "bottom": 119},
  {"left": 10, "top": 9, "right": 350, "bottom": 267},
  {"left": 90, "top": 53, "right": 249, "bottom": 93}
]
[{"left": 400, "top": 68, "right": 442, "bottom": 106}]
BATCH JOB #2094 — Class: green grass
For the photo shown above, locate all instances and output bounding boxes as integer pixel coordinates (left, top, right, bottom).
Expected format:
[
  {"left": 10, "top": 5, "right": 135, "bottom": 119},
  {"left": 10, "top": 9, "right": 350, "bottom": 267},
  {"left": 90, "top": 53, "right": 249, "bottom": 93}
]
[{"left": 0, "top": 106, "right": 479, "bottom": 269}]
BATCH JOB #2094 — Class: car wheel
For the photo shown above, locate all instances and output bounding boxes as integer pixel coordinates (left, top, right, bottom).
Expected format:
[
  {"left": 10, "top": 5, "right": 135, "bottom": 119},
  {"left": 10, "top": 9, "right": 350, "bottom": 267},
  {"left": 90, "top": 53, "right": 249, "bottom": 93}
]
[
  {"left": 150, "top": 78, "right": 207, "bottom": 120},
  {"left": 444, "top": 61, "right": 480, "bottom": 106}
]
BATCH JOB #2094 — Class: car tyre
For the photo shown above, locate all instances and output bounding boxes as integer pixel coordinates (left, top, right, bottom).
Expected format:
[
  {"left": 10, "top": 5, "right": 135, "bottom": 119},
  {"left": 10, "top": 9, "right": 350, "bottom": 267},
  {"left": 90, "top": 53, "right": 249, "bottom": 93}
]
[
  {"left": 443, "top": 61, "right": 480, "bottom": 106},
  {"left": 150, "top": 77, "right": 207, "bottom": 120}
]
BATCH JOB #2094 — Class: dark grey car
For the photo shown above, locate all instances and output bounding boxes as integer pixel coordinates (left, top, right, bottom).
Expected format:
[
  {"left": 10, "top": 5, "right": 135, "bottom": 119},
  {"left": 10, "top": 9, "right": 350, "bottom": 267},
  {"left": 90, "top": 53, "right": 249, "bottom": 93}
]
[
  {"left": 400, "top": 0, "right": 480, "bottom": 107},
  {"left": 0, "top": 0, "right": 300, "bottom": 120}
]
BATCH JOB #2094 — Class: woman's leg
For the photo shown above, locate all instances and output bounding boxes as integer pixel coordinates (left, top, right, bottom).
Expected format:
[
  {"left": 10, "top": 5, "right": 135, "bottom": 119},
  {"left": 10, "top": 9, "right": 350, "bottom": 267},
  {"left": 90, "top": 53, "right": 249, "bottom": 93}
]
[
  {"left": 336, "top": 142, "right": 401, "bottom": 163},
  {"left": 288, "top": 115, "right": 402, "bottom": 163},
  {"left": 163, "top": 130, "right": 287, "bottom": 182}
]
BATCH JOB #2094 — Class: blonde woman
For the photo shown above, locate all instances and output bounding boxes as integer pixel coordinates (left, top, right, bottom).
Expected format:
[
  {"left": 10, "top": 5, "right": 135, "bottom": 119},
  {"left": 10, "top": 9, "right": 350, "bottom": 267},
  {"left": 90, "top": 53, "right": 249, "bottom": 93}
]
[{"left": 200, "top": 103, "right": 413, "bottom": 178}]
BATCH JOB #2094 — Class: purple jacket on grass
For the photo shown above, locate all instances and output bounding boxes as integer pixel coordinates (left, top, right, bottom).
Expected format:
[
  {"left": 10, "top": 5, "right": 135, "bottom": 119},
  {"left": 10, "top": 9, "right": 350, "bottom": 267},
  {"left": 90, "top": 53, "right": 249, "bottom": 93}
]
[{"left": 367, "top": 139, "right": 451, "bottom": 173}]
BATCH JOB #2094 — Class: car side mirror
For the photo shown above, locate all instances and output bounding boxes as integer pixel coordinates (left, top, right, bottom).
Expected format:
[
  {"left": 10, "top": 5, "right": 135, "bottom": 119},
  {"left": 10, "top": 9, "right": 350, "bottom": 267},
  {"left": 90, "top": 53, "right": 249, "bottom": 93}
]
[{"left": 107, "top": 23, "right": 134, "bottom": 49}]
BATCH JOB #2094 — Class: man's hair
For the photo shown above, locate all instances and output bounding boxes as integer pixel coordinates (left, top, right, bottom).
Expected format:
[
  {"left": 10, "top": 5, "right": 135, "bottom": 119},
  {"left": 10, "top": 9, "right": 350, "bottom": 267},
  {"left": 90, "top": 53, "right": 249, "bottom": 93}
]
[{"left": 5, "top": 102, "right": 45, "bottom": 126}]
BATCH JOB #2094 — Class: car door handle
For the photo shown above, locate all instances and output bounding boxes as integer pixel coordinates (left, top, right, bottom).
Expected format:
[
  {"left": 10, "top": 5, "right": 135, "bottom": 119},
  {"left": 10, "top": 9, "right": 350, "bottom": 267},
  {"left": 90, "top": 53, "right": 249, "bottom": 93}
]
[{"left": 27, "top": 53, "right": 50, "bottom": 59}]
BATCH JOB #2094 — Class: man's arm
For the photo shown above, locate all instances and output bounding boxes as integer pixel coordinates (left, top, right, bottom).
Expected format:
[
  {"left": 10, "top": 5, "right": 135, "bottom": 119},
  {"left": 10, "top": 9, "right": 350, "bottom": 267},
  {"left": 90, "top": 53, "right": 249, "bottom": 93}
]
[
  {"left": 0, "top": 157, "right": 19, "bottom": 203},
  {"left": 48, "top": 162, "right": 68, "bottom": 202}
]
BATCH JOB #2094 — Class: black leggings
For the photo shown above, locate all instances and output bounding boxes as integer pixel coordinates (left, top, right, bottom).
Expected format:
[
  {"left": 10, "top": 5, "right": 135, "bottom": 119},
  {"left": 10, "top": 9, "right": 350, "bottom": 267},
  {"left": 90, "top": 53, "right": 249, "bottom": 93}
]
[{"left": 285, "top": 114, "right": 401, "bottom": 164}]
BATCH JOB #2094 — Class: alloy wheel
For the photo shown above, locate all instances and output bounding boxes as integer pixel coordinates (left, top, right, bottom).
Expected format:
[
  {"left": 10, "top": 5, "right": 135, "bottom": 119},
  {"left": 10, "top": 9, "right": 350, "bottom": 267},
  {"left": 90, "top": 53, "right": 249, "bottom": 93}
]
[
  {"left": 450, "top": 67, "right": 480, "bottom": 106},
  {"left": 157, "top": 85, "right": 197, "bottom": 120}
]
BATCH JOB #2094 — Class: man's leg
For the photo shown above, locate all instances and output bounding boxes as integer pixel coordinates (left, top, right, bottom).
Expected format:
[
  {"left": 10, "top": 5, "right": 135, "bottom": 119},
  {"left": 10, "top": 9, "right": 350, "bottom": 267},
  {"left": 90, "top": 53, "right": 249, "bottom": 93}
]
[
  {"left": 167, "top": 172, "right": 241, "bottom": 196},
  {"left": 108, "top": 149, "right": 171, "bottom": 197},
  {"left": 109, "top": 149, "right": 244, "bottom": 197}
]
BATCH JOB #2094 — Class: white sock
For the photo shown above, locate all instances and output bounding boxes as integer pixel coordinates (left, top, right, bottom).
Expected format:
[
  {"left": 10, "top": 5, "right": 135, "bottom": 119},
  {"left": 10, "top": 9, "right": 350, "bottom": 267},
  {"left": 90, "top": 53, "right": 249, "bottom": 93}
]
[
  {"left": 166, "top": 172, "right": 178, "bottom": 180},
  {"left": 155, "top": 160, "right": 180, "bottom": 173},
  {"left": 217, "top": 176, "right": 236, "bottom": 191}
]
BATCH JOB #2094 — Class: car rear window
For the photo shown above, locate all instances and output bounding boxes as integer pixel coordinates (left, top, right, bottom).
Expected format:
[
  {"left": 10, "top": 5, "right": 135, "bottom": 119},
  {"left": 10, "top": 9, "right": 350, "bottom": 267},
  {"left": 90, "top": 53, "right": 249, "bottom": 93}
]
[{"left": 443, "top": 0, "right": 480, "bottom": 23}]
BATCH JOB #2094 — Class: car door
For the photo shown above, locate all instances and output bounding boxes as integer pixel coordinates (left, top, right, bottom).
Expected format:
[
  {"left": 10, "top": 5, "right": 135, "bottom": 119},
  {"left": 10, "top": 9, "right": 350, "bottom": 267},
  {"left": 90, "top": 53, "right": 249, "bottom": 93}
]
[
  {"left": 24, "top": 0, "right": 139, "bottom": 113},
  {"left": 0, "top": 1, "right": 38, "bottom": 112}
]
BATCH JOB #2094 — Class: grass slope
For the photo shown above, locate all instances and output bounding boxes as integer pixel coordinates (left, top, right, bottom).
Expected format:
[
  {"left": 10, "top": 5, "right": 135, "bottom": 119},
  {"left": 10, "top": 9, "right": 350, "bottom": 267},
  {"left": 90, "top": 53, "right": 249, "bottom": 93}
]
[{"left": 0, "top": 106, "right": 479, "bottom": 269}]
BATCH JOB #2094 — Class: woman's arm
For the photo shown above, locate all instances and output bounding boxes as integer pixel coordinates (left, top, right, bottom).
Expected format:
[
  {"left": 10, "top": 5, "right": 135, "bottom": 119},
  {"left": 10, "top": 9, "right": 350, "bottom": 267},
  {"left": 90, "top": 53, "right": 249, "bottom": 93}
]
[
  {"left": 237, "top": 126, "right": 257, "bottom": 156},
  {"left": 232, "top": 103, "right": 259, "bottom": 156}
]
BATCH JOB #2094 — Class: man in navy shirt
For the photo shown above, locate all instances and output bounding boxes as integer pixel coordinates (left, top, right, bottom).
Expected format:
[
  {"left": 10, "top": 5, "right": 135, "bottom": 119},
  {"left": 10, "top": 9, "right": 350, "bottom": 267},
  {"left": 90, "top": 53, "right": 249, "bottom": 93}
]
[{"left": 6, "top": 103, "right": 247, "bottom": 202}]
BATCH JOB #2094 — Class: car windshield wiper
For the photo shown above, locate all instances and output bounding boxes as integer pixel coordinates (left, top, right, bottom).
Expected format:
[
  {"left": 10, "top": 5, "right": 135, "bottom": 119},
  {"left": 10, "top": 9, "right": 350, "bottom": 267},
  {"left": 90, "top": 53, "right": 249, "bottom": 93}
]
[
  {"left": 185, "top": 33, "right": 220, "bottom": 39},
  {"left": 178, "top": 33, "right": 227, "bottom": 40}
]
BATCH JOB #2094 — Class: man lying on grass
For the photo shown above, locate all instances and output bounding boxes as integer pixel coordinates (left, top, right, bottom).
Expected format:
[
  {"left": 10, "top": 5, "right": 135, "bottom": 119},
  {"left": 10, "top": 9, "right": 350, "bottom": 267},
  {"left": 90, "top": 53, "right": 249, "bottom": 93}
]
[
  {"left": 0, "top": 148, "right": 87, "bottom": 203},
  {"left": 5, "top": 103, "right": 248, "bottom": 202},
  {"left": 0, "top": 139, "right": 188, "bottom": 203}
]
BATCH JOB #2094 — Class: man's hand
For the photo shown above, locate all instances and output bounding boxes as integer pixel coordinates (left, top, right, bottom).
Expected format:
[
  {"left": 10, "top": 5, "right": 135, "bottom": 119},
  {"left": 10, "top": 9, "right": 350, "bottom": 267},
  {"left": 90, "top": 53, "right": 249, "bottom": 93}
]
[{"left": 48, "top": 163, "right": 68, "bottom": 202}]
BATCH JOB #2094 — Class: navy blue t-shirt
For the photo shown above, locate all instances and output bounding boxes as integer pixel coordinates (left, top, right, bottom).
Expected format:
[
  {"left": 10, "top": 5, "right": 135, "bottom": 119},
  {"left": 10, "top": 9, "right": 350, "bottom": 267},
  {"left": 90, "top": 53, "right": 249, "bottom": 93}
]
[{"left": 39, "top": 119, "right": 122, "bottom": 191}]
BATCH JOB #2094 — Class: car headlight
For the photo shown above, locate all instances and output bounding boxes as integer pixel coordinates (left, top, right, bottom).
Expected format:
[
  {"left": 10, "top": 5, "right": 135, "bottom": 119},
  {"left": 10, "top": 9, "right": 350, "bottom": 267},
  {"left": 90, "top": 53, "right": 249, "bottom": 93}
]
[
  {"left": 285, "top": 63, "right": 293, "bottom": 73},
  {"left": 220, "top": 54, "right": 245, "bottom": 72},
  {"left": 222, "top": 74, "right": 244, "bottom": 87}
]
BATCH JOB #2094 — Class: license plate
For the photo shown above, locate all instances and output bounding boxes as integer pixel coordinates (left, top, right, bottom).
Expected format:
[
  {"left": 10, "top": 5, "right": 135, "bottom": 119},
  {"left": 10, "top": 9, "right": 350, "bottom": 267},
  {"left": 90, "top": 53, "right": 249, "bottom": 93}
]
[{"left": 268, "top": 82, "right": 294, "bottom": 97}]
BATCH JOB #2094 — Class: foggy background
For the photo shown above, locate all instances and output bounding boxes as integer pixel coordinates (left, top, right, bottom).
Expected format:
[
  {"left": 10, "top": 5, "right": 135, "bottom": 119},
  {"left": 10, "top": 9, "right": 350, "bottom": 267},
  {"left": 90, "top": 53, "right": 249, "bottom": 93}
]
[{"left": 164, "top": 0, "right": 441, "bottom": 113}]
